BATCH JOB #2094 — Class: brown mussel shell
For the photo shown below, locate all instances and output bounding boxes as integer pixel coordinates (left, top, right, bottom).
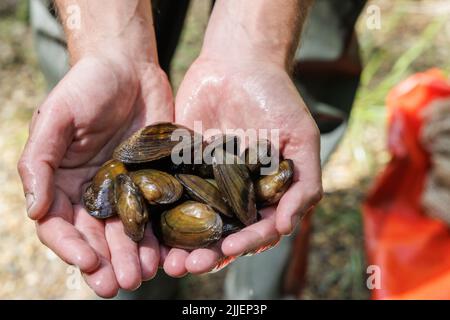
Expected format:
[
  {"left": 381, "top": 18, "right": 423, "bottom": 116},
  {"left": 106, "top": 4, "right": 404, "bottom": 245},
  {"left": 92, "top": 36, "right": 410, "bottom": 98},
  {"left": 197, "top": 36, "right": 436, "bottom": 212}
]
[
  {"left": 130, "top": 169, "right": 183, "bottom": 205},
  {"left": 221, "top": 216, "right": 245, "bottom": 236},
  {"left": 83, "top": 159, "right": 127, "bottom": 219},
  {"left": 212, "top": 147, "right": 257, "bottom": 226},
  {"left": 160, "top": 201, "right": 223, "bottom": 250},
  {"left": 115, "top": 174, "right": 149, "bottom": 242},
  {"left": 192, "top": 163, "right": 214, "bottom": 179},
  {"left": 113, "top": 122, "right": 199, "bottom": 164},
  {"left": 206, "top": 134, "right": 241, "bottom": 157},
  {"left": 255, "top": 159, "right": 294, "bottom": 206},
  {"left": 243, "top": 139, "right": 274, "bottom": 174},
  {"left": 175, "top": 174, "right": 233, "bottom": 217}
]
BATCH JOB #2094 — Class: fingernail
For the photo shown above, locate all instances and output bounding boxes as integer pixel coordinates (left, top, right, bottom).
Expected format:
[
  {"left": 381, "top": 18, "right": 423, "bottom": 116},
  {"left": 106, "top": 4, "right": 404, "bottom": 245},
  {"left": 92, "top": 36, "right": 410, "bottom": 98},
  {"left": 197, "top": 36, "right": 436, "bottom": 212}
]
[{"left": 25, "top": 192, "right": 35, "bottom": 217}]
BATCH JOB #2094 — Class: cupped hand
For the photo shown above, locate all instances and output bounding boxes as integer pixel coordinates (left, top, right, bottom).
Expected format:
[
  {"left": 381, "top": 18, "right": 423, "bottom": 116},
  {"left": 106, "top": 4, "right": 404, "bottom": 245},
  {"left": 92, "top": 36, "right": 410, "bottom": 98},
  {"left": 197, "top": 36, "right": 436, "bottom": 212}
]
[
  {"left": 18, "top": 53, "right": 173, "bottom": 297},
  {"left": 169, "top": 57, "right": 323, "bottom": 277}
]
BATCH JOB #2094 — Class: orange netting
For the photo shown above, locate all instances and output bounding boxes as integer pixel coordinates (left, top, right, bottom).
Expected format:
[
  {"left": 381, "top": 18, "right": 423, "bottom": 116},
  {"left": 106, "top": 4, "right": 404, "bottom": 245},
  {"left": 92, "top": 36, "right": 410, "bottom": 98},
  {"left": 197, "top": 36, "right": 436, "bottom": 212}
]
[{"left": 363, "top": 69, "right": 450, "bottom": 299}]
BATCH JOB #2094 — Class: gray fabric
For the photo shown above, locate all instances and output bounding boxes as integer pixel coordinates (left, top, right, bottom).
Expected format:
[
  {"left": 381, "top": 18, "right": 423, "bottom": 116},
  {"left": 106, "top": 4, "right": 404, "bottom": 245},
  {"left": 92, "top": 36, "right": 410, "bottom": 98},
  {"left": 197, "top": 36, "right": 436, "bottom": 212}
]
[
  {"left": 224, "top": 236, "right": 293, "bottom": 300},
  {"left": 30, "top": 0, "right": 68, "bottom": 89},
  {"left": 298, "top": 0, "right": 345, "bottom": 61},
  {"left": 297, "top": 0, "right": 366, "bottom": 61}
]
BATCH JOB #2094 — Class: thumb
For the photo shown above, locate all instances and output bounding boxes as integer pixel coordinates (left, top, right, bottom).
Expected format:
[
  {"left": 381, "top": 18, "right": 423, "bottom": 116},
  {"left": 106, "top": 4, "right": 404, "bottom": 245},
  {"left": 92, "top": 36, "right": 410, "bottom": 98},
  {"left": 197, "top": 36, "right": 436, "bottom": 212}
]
[{"left": 18, "top": 95, "right": 74, "bottom": 220}]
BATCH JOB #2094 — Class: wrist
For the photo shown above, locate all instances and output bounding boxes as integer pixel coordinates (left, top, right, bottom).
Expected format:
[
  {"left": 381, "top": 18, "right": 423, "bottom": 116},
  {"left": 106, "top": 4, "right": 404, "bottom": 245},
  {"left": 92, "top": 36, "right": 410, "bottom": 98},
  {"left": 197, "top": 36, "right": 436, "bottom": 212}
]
[
  {"left": 200, "top": 35, "right": 290, "bottom": 71},
  {"left": 56, "top": 0, "right": 158, "bottom": 65},
  {"left": 201, "top": 19, "right": 292, "bottom": 70},
  {"left": 200, "top": 0, "right": 311, "bottom": 71}
]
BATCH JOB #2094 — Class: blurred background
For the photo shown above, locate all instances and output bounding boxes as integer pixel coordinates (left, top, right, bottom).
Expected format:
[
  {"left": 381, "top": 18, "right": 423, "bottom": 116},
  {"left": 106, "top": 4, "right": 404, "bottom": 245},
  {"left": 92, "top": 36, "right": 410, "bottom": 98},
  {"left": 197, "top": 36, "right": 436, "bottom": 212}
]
[{"left": 1, "top": 0, "right": 449, "bottom": 299}]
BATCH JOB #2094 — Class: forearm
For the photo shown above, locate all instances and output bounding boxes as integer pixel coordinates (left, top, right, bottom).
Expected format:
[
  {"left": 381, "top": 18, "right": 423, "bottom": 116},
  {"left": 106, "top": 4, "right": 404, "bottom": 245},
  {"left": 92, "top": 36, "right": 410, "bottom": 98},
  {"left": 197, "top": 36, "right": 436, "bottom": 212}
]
[
  {"left": 54, "top": 0, "right": 157, "bottom": 64},
  {"left": 202, "top": 0, "right": 313, "bottom": 70}
]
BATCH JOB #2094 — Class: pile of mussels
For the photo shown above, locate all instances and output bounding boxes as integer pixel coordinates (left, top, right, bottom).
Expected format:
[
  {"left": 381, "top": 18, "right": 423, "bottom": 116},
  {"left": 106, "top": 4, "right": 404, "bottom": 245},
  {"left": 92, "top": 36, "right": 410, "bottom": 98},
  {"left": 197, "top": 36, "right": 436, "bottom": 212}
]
[{"left": 83, "top": 123, "right": 294, "bottom": 250}]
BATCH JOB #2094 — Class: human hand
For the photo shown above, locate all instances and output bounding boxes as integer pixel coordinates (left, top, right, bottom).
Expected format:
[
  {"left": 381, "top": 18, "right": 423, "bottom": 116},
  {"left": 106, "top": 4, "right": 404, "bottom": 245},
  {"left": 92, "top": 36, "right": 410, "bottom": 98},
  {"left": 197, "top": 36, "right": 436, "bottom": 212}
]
[
  {"left": 169, "top": 56, "right": 322, "bottom": 277},
  {"left": 160, "top": 0, "right": 320, "bottom": 278},
  {"left": 18, "top": 0, "right": 174, "bottom": 297},
  {"left": 18, "top": 52, "right": 173, "bottom": 297}
]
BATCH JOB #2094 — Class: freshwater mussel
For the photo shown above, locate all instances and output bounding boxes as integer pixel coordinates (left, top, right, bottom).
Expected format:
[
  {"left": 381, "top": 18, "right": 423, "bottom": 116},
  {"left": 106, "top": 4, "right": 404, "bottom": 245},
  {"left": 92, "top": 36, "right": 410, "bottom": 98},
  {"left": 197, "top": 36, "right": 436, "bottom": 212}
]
[{"left": 82, "top": 123, "right": 295, "bottom": 249}]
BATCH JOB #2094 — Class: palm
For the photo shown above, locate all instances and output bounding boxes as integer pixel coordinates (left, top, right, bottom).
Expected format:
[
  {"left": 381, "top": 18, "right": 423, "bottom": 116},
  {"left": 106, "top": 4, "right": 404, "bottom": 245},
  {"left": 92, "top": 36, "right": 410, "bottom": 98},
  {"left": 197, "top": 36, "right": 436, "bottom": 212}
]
[
  {"left": 24, "top": 57, "right": 173, "bottom": 297},
  {"left": 168, "top": 58, "right": 322, "bottom": 276}
]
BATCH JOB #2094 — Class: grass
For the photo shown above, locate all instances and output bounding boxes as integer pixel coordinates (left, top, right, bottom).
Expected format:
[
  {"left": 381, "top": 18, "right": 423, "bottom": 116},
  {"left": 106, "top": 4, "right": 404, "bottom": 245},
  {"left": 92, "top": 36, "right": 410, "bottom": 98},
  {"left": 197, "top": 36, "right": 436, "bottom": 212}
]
[{"left": 304, "top": 0, "right": 450, "bottom": 299}]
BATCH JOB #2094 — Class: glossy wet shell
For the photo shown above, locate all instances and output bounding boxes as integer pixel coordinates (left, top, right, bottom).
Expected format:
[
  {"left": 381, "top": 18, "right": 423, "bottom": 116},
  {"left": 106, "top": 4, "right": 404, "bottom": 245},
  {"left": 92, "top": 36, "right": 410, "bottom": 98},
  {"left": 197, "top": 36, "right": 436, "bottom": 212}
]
[
  {"left": 243, "top": 139, "right": 274, "bottom": 173},
  {"left": 113, "top": 122, "right": 197, "bottom": 164},
  {"left": 206, "top": 134, "right": 241, "bottom": 156},
  {"left": 115, "top": 174, "right": 149, "bottom": 242},
  {"left": 175, "top": 174, "right": 233, "bottom": 217},
  {"left": 255, "top": 159, "right": 294, "bottom": 206},
  {"left": 83, "top": 159, "right": 127, "bottom": 219},
  {"left": 160, "top": 201, "right": 223, "bottom": 250},
  {"left": 212, "top": 148, "right": 257, "bottom": 226},
  {"left": 130, "top": 169, "right": 183, "bottom": 205},
  {"left": 221, "top": 216, "right": 244, "bottom": 236}
]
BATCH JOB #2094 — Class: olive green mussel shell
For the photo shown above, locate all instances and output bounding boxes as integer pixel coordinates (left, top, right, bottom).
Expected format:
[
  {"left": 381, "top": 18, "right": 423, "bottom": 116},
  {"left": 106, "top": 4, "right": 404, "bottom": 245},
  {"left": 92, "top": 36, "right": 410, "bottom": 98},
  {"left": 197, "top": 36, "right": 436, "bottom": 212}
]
[
  {"left": 160, "top": 201, "right": 223, "bottom": 250},
  {"left": 83, "top": 159, "right": 127, "bottom": 219},
  {"left": 212, "top": 148, "right": 257, "bottom": 226},
  {"left": 113, "top": 122, "right": 198, "bottom": 164},
  {"left": 115, "top": 174, "right": 149, "bottom": 242},
  {"left": 130, "top": 169, "right": 183, "bottom": 205},
  {"left": 255, "top": 159, "right": 294, "bottom": 206},
  {"left": 175, "top": 174, "right": 233, "bottom": 217}
]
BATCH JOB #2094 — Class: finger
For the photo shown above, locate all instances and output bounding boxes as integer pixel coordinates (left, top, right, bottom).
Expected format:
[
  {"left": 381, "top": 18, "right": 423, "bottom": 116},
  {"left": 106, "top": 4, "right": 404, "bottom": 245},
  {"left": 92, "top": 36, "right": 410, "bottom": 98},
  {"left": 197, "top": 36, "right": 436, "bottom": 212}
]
[
  {"left": 163, "top": 248, "right": 189, "bottom": 278},
  {"left": 73, "top": 205, "right": 119, "bottom": 298},
  {"left": 277, "top": 130, "right": 322, "bottom": 235},
  {"left": 185, "top": 243, "right": 224, "bottom": 274},
  {"left": 82, "top": 259, "right": 118, "bottom": 299},
  {"left": 138, "top": 224, "right": 160, "bottom": 281},
  {"left": 105, "top": 217, "right": 142, "bottom": 291},
  {"left": 18, "top": 93, "right": 74, "bottom": 220},
  {"left": 36, "top": 189, "right": 99, "bottom": 272},
  {"left": 222, "top": 208, "right": 280, "bottom": 257}
]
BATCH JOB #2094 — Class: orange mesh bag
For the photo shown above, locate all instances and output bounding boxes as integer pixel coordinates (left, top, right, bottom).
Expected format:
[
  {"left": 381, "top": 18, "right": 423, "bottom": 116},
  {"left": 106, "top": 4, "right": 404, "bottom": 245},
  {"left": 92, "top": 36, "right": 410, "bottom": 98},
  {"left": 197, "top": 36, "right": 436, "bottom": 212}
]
[{"left": 363, "top": 69, "right": 450, "bottom": 299}]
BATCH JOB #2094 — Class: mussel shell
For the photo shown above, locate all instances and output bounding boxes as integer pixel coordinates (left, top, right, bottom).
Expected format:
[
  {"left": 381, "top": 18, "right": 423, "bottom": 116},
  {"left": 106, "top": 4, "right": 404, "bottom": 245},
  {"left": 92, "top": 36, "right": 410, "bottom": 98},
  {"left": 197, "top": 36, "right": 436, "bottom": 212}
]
[
  {"left": 206, "top": 179, "right": 218, "bottom": 188},
  {"left": 207, "top": 134, "right": 241, "bottom": 156},
  {"left": 168, "top": 162, "right": 214, "bottom": 179},
  {"left": 130, "top": 169, "right": 183, "bottom": 205},
  {"left": 255, "top": 159, "right": 294, "bottom": 207},
  {"left": 113, "top": 122, "right": 199, "bottom": 164},
  {"left": 212, "top": 148, "right": 257, "bottom": 226},
  {"left": 83, "top": 180, "right": 115, "bottom": 219},
  {"left": 160, "top": 201, "right": 223, "bottom": 250},
  {"left": 192, "top": 163, "right": 214, "bottom": 179},
  {"left": 243, "top": 139, "right": 274, "bottom": 174},
  {"left": 115, "top": 174, "right": 149, "bottom": 242},
  {"left": 222, "top": 216, "right": 245, "bottom": 236},
  {"left": 175, "top": 174, "right": 233, "bottom": 217},
  {"left": 83, "top": 159, "right": 127, "bottom": 219}
]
